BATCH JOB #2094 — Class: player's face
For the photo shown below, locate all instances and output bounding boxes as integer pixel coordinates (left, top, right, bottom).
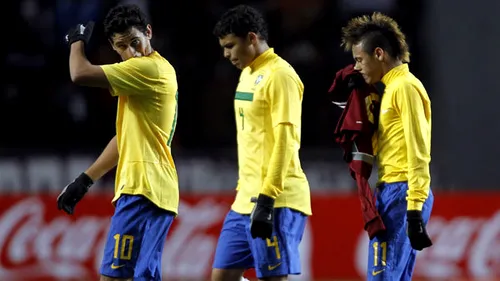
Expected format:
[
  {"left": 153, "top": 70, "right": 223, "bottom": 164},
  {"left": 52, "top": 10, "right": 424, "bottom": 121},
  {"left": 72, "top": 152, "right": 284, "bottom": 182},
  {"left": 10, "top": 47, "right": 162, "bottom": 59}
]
[
  {"left": 110, "top": 25, "right": 153, "bottom": 61},
  {"left": 352, "top": 42, "right": 384, "bottom": 84},
  {"left": 219, "top": 34, "right": 256, "bottom": 70}
]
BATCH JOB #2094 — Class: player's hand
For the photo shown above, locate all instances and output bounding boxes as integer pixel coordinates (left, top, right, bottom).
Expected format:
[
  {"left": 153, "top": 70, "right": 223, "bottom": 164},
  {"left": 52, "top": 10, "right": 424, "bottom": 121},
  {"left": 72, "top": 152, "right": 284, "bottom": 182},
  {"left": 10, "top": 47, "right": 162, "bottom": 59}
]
[
  {"left": 57, "top": 173, "right": 93, "bottom": 215},
  {"left": 65, "top": 21, "right": 95, "bottom": 46},
  {"left": 407, "top": 210, "right": 433, "bottom": 251},
  {"left": 249, "top": 194, "right": 275, "bottom": 239}
]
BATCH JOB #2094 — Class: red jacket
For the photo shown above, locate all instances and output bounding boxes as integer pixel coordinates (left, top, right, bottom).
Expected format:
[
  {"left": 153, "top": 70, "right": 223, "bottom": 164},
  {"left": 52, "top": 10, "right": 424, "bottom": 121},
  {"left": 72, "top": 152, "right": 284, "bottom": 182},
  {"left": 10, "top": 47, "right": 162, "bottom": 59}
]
[{"left": 329, "top": 64, "right": 386, "bottom": 239}]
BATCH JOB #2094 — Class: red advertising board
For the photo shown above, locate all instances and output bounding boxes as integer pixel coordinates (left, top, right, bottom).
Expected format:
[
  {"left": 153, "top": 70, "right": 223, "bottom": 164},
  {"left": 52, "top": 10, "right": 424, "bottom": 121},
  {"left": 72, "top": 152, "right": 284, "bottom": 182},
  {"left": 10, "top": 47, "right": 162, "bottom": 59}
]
[{"left": 0, "top": 192, "right": 498, "bottom": 280}]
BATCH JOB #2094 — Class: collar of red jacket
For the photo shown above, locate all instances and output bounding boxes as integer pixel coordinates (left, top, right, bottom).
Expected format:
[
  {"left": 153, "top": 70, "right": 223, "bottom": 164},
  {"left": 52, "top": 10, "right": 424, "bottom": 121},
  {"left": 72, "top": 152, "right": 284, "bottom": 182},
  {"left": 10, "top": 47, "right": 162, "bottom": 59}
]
[{"left": 381, "top": 63, "right": 409, "bottom": 85}]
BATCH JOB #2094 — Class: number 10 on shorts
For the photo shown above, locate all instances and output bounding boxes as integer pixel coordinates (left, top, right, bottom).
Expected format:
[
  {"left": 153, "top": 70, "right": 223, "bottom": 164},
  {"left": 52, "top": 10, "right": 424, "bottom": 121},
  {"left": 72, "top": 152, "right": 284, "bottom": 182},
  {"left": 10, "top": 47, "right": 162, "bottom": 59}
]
[{"left": 113, "top": 234, "right": 134, "bottom": 260}]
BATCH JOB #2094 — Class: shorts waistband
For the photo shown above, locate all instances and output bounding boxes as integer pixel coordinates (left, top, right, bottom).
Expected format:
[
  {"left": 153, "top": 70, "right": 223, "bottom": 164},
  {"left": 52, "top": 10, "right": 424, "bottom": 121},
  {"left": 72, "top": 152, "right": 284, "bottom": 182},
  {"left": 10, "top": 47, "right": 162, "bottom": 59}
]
[{"left": 377, "top": 181, "right": 408, "bottom": 191}]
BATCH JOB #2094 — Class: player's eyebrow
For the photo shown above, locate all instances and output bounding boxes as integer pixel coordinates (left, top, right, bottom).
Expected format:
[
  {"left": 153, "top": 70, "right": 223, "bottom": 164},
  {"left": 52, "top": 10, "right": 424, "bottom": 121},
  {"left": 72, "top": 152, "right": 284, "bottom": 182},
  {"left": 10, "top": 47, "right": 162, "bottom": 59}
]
[
  {"left": 114, "top": 36, "right": 140, "bottom": 46},
  {"left": 113, "top": 30, "right": 139, "bottom": 42},
  {"left": 128, "top": 37, "right": 140, "bottom": 43}
]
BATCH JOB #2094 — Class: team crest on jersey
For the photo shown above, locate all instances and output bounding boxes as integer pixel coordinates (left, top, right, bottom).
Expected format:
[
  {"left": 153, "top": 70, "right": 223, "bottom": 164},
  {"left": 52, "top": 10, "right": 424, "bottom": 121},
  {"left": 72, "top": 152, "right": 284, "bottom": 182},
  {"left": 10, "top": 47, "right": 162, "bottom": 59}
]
[{"left": 255, "top": 75, "right": 264, "bottom": 85}]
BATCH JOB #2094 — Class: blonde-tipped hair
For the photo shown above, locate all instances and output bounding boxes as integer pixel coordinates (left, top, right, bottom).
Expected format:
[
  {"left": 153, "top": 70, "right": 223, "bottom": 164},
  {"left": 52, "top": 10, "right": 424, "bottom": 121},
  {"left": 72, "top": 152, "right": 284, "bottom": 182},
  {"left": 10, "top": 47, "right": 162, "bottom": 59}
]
[{"left": 341, "top": 12, "right": 410, "bottom": 63}]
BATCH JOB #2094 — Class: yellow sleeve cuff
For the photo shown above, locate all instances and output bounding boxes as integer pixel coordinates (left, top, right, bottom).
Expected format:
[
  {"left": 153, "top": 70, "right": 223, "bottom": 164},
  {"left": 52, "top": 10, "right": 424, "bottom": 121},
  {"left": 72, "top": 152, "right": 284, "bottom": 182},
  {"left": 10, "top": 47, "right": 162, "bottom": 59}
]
[
  {"left": 260, "top": 179, "right": 279, "bottom": 199},
  {"left": 407, "top": 200, "right": 424, "bottom": 211}
]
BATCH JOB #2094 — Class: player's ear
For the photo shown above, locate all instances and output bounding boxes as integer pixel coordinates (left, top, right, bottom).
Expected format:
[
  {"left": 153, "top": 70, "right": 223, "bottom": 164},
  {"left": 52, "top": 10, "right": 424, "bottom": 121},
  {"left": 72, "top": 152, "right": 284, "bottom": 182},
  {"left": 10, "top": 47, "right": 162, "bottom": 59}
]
[
  {"left": 247, "top": 32, "right": 258, "bottom": 45},
  {"left": 374, "top": 47, "right": 384, "bottom": 61},
  {"left": 145, "top": 24, "right": 153, "bottom": 40}
]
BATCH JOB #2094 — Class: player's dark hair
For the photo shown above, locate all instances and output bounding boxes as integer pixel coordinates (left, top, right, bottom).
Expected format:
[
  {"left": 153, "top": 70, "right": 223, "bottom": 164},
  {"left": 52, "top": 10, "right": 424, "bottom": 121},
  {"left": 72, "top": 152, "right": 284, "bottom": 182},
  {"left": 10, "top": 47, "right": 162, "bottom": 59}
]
[
  {"left": 103, "top": 4, "right": 149, "bottom": 39},
  {"left": 341, "top": 12, "right": 410, "bottom": 63},
  {"left": 213, "top": 5, "right": 269, "bottom": 41}
]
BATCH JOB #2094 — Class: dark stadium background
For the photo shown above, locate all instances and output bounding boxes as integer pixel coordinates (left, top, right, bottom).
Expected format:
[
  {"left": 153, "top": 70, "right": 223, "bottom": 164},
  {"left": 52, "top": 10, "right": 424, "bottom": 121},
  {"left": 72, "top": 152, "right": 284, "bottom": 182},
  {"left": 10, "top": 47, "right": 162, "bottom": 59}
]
[{"left": 2, "top": 0, "right": 500, "bottom": 280}]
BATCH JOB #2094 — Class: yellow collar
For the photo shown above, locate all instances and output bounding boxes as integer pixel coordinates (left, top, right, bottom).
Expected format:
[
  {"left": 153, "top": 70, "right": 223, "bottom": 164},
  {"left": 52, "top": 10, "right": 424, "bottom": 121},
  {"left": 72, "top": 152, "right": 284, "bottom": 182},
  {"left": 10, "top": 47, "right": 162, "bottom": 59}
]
[
  {"left": 248, "top": 48, "right": 275, "bottom": 72},
  {"left": 381, "top": 63, "right": 409, "bottom": 85}
]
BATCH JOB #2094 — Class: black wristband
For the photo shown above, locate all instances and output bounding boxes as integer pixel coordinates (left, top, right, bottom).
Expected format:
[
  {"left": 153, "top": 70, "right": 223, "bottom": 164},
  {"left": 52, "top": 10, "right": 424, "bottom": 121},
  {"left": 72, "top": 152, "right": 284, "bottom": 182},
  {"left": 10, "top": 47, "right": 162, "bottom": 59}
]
[
  {"left": 407, "top": 210, "right": 423, "bottom": 221},
  {"left": 257, "top": 194, "right": 275, "bottom": 207},
  {"left": 77, "top": 172, "right": 94, "bottom": 187}
]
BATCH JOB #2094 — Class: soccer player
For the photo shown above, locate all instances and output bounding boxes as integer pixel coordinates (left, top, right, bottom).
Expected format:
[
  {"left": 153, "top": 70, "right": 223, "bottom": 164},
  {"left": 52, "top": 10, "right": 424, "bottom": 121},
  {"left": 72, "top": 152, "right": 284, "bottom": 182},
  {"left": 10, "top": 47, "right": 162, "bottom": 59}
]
[
  {"left": 211, "top": 5, "right": 311, "bottom": 281},
  {"left": 56, "top": 5, "right": 179, "bottom": 281},
  {"left": 340, "top": 13, "right": 434, "bottom": 280}
]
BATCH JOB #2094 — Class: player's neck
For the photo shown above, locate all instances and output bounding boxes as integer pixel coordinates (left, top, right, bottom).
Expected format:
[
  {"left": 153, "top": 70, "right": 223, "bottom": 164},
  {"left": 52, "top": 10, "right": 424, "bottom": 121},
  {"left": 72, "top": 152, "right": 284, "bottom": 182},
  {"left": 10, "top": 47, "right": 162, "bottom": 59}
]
[
  {"left": 382, "top": 59, "right": 403, "bottom": 77},
  {"left": 145, "top": 45, "right": 154, "bottom": 56},
  {"left": 254, "top": 42, "right": 270, "bottom": 59}
]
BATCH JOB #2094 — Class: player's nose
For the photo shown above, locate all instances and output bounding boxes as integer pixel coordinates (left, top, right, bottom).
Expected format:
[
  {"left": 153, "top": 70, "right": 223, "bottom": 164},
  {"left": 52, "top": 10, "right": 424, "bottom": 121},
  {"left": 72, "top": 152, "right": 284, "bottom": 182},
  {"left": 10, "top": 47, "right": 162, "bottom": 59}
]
[
  {"left": 354, "top": 62, "right": 362, "bottom": 71},
  {"left": 134, "top": 51, "right": 143, "bottom": 58},
  {"left": 124, "top": 46, "right": 137, "bottom": 56}
]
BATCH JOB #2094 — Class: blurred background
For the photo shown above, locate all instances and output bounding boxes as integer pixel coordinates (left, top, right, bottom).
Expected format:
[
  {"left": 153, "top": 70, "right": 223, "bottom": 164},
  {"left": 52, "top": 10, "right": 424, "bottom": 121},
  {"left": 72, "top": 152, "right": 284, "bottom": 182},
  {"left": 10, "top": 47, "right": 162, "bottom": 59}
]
[{"left": 1, "top": 0, "right": 500, "bottom": 280}]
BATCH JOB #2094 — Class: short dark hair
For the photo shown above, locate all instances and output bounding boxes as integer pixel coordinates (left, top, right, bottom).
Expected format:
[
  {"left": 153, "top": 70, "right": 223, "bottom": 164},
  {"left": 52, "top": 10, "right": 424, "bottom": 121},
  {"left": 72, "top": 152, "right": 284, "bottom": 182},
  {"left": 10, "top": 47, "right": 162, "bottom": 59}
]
[
  {"left": 103, "top": 4, "right": 149, "bottom": 39},
  {"left": 213, "top": 5, "right": 268, "bottom": 41},
  {"left": 341, "top": 12, "right": 410, "bottom": 63}
]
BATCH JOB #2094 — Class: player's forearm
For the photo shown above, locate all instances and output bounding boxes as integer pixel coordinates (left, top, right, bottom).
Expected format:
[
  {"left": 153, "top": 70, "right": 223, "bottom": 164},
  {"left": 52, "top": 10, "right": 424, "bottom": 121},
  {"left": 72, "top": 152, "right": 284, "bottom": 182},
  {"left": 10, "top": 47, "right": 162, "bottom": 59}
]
[
  {"left": 69, "top": 42, "right": 109, "bottom": 88},
  {"left": 398, "top": 86, "right": 432, "bottom": 211},
  {"left": 69, "top": 42, "right": 92, "bottom": 84},
  {"left": 85, "top": 135, "right": 119, "bottom": 182},
  {"left": 406, "top": 151, "right": 431, "bottom": 210},
  {"left": 405, "top": 128, "right": 431, "bottom": 211},
  {"left": 261, "top": 124, "right": 297, "bottom": 199}
]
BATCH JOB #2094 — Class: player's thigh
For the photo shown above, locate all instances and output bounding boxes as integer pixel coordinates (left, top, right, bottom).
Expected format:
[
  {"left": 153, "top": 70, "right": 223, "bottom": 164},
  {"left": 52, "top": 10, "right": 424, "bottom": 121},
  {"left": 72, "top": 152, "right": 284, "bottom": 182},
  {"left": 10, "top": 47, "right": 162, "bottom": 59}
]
[
  {"left": 249, "top": 208, "right": 307, "bottom": 280},
  {"left": 368, "top": 230, "right": 417, "bottom": 281},
  {"left": 369, "top": 183, "right": 417, "bottom": 281},
  {"left": 133, "top": 204, "right": 175, "bottom": 281},
  {"left": 99, "top": 195, "right": 155, "bottom": 279},
  {"left": 212, "top": 210, "right": 254, "bottom": 272}
]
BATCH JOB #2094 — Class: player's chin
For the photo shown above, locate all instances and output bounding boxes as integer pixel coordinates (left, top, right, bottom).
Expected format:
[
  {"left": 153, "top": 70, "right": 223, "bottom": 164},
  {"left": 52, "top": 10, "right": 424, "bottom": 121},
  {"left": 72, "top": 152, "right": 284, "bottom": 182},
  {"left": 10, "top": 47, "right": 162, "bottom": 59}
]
[
  {"left": 365, "top": 77, "right": 378, "bottom": 85},
  {"left": 233, "top": 62, "right": 243, "bottom": 69},
  {"left": 232, "top": 59, "right": 248, "bottom": 70}
]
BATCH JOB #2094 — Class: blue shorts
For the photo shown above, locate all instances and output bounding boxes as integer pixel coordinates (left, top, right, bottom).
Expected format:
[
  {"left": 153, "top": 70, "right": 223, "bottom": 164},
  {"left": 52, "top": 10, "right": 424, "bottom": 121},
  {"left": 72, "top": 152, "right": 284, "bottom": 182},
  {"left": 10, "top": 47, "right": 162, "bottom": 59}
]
[
  {"left": 212, "top": 208, "right": 307, "bottom": 279},
  {"left": 367, "top": 182, "right": 434, "bottom": 281},
  {"left": 100, "top": 195, "right": 175, "bottom": 281}
]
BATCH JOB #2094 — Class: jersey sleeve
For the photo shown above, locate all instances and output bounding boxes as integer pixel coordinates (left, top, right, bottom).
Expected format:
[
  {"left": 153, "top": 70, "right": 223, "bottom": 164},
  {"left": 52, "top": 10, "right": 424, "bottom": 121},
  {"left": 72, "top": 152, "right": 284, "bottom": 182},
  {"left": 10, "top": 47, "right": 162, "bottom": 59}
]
[
  {"left": 394, "top": 83, "right": 432, "bottom": 211},
  {"left": 265, "top": 68, "right": 303, "bottom": 127},
  {"left": 261, "top": 123, "right": 298, "bottom": 199},
  {"left": 100, "top": 57, "right": 158, "bottom": 96}
]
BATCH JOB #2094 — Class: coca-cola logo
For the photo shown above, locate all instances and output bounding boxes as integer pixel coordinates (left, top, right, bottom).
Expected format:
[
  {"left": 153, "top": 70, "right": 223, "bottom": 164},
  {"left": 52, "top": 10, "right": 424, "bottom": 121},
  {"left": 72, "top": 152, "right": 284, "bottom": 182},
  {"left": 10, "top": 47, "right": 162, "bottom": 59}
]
[
  {"left": 0, "top": 196, "right": 231, "bottom": 280},
  {"left": 0, "top": 196, "right": 316, "bottom": 280},
  {"left": 355, "top": 212, "right": 500, "bottom": 278},
  {"left": 162, "top": 198, "right": 227, "bottom": 279},
  {"left": 0, "top": 197, "right": 109, "bottom": 280}
]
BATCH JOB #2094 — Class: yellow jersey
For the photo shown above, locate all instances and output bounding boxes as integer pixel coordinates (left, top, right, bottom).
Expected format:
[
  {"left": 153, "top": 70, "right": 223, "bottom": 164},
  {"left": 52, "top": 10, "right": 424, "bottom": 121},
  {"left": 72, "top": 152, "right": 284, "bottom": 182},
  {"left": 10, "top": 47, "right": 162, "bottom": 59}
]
[
  {"left": 231, "top": 48, "right": 311, "bottom": 215},
  {"left": 377, "top": 64, "right": 432, "bottom": 211},
  {"left": 101, "top": 51, "right": 179, "bottom": 214}
]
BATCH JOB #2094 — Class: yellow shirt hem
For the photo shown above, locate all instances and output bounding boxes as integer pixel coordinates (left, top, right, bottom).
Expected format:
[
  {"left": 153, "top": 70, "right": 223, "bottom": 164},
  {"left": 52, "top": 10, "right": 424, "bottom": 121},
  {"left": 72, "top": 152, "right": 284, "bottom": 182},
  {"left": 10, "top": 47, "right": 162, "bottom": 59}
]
[
  {"left": 112, "top": 189, "right": 179, "bottom": 215},
  {"left": 231, "top": 203, "right": 312, "bottom": 216}
]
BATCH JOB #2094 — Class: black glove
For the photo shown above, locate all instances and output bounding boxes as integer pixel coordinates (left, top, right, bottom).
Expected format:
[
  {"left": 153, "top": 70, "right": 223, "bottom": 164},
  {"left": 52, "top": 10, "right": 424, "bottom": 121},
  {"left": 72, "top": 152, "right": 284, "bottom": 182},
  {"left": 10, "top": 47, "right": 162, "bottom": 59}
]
[
  {"left": 407, "top": 210, "right": 433, "bottom": 251},
  {"left": 250, "top": 194, "right": 275, "bottom": 239},
  {"left": 57, "top": 173, "right": 93, "bottom": 215},
  {"left": 65, "top": 21, "right": 95, "bottom": 46}
]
